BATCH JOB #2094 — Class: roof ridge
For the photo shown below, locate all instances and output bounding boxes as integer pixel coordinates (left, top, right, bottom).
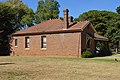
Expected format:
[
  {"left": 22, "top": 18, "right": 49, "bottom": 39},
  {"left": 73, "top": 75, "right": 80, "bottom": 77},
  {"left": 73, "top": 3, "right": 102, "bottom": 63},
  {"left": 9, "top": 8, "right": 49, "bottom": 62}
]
[{"left": 38, "top": 18, "right": 62, "bottom": 24}]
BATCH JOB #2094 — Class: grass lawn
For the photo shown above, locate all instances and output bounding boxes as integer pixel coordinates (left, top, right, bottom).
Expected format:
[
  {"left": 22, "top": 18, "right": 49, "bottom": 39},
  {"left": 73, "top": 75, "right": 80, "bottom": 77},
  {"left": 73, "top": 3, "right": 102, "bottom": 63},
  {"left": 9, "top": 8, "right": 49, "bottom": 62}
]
[{"left": 0, "top": 56, "right": 120, "bottom": 80}]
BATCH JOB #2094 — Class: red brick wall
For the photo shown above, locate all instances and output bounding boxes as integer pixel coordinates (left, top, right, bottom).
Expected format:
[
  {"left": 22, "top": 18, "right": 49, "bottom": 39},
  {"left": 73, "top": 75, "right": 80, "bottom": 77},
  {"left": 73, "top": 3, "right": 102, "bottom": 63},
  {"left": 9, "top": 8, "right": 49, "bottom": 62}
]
[
  {"left": 81, "top": 24, "right": 96, "bottom": 53},
  {"left": 12, "top": 32, "right": 82, "bottom": 58}
]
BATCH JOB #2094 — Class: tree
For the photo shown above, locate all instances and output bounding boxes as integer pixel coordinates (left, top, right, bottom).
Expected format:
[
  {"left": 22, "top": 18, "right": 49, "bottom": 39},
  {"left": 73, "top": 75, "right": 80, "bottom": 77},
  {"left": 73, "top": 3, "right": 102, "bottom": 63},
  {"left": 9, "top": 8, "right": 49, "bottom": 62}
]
[
  {"left": 0, "top": 0, "right": 34, "bottom": 55},
  {"left": 116, "top": 6, "right": 120, "bottom": 14},
  {"left": 35, "top": 0, "right": 60, "bottom": 23},
  {"left": 75, "top": 10, "right": 120, "bottom": 50},
  {"left": 106, "top": 14, "right": 120, "bottom": 51},
  {"left": 115, "top": 6, "right": 120, "bottom": 52},
  {"left": 5, "top": 0, "right": 35, "bottom": 29},
  {"left": 76, "top": 10, "right": 118, "bottom": 35},
  {"left": 0, "top": 3, "right": 17, "bottom": 55}
]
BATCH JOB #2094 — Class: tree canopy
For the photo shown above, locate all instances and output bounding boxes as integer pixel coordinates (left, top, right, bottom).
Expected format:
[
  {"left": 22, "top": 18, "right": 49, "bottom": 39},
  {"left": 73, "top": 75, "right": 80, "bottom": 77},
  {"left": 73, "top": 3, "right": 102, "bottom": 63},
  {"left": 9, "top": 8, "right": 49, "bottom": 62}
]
[
  {"left": 35, "top": 0, "right": 60, "bottom": 23},
  {"left": 75, "top": 10, "right": 120, "bottom": 49},
  {"left": 6, "top": 0, "right": 35, "bottom": 29},
  {"left": 116, "top": 6, "right": 120, "bottom": 14},
  {"left": 0, "top": 0, "right": 34, "bottom": 55}
]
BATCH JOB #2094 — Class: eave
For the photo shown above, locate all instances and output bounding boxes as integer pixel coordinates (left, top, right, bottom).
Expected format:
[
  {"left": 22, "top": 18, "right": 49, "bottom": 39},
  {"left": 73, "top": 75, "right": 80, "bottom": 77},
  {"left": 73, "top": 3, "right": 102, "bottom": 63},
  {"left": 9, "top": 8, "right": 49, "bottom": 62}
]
[{"left": 12, "top": 29, "right": 82, "bottom": 36}]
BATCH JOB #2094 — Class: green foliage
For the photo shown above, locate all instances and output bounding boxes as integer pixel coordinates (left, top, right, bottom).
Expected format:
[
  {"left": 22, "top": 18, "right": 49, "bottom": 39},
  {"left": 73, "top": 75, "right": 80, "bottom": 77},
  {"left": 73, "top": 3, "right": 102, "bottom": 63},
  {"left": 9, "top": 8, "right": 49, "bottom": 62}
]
[
  {"left": 0, "top": 3, "right": 16, "bottom": 55},
  {"left": 75, "top": 10, "right": 120, "bottom": 49},
  {"left": 116, "top": 6, "right": 120, "bottom": 14},
  {"left": 96, "top": 42, "right": 111, "bottom": 57},
  {"left": 105, "top": 15, "right": 120, "bottom": 48},
  {"left": 82, "top": 50, "right": 92, "bottom": 58},
  {"left": 35, "top": 0, "right": 60, "bottom": 23},
  {"left": 8, "top": 0, "right": 35, "bottom": 28},
  {"left": 78, "top": 10, "right": 118, "bottom": 35},
  {"left": 0, "top": 0, "right": 34, "bottom": 55}
]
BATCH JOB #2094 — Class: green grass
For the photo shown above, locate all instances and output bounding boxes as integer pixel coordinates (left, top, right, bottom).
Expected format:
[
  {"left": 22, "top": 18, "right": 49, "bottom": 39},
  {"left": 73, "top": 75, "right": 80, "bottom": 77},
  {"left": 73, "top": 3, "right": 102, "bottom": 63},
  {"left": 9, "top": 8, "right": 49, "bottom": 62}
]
[{"left": 0, "top": 56, "right": 120, "bottom": 80}]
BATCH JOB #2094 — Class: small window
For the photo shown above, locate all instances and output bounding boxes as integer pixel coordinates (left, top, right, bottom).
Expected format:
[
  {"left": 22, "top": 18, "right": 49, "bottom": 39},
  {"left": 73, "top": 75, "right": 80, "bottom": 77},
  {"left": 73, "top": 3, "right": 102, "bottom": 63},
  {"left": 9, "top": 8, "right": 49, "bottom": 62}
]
[
  {"left": 25, "top": 37, "right": 30, "bottom": 48},
  {"left": 15, "top": 39, "right": 18, "bottom": 47},
  {"left": 41, "top": 36, "right": 47, "bottom": 48}
]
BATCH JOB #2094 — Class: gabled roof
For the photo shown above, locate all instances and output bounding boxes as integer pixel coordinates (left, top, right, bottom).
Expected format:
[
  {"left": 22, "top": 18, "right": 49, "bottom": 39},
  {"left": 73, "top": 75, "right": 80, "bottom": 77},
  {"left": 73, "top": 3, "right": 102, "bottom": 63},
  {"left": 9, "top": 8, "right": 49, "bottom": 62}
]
[
  {"left": 69, "top": 21, "right": 90, "bottom": 30},
  {"left": 12, "top": 19, "right": 108, "bottom": 41},
  {"left": 13, "top": 19, "right": 90, "bottom": 36}
]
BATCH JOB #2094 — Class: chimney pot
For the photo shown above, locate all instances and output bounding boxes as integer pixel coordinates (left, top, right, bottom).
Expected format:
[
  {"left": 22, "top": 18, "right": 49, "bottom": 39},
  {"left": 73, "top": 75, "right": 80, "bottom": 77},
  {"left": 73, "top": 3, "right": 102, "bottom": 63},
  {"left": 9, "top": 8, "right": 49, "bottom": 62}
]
[{"left": 68, "top": 16, "right": 73, "bottom": 23}]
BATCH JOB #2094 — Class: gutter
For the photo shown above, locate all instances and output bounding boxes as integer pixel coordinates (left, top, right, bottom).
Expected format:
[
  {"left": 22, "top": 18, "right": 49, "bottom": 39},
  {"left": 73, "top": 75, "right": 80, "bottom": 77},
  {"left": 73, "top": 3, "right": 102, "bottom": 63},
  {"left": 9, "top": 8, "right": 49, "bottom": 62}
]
[{"left": 12, "top": 29, "right": 82, "bottom": 36}]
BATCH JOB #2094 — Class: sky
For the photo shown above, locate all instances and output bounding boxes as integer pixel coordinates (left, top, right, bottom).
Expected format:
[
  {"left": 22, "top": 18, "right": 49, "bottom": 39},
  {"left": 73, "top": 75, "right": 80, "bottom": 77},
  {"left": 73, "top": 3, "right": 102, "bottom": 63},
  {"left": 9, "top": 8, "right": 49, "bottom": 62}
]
[
  {"left": 1, "top": 0, "right": 120, "bottom": 18},
  {"left": 21, "top": 0, "right": 120, "bottom": 18}
]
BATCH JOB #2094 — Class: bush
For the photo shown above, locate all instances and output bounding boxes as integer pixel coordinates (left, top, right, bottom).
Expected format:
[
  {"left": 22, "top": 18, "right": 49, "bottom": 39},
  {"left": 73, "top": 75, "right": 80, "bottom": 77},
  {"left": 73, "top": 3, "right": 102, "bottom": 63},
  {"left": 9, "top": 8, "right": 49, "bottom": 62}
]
[
  {"left": 95, "top": 42, "right": 112, "bottom": 57},
  {"left": 82, "top": 50, "right": 92, "bottom": 58}
]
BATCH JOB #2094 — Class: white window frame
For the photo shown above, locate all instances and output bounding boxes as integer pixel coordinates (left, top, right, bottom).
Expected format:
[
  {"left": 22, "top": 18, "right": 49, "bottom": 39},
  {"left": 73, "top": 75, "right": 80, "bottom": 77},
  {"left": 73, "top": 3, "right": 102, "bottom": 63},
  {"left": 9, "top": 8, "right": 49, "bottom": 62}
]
[
  {"left": 41, "top": 36, "right": 47, "bottom": 49},
  {"left": 25, "top": 37, "right": 30, "bottom": 48}
]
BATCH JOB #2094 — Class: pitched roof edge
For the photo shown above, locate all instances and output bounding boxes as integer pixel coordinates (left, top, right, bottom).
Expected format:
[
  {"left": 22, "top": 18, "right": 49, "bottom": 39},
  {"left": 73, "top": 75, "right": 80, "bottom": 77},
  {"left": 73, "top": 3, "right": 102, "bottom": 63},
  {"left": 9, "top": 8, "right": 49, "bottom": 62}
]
[
  {"left": 94, "top": 38, "right": 109, "bottom": 41},
  {"left": 81, "top": 21, "right": 97, "bottom": 32},
  {"left": 81, "top": 21, "right": 90, "bottom": 31},
  {"left": 94, "top": 33, "right": 109, "bottom": 41},
  {"left": 14, "top": 18, "right": 63, "bottom": 35},
  {"left": 12, "top": 29, "right": 82, "bottom": 36}
]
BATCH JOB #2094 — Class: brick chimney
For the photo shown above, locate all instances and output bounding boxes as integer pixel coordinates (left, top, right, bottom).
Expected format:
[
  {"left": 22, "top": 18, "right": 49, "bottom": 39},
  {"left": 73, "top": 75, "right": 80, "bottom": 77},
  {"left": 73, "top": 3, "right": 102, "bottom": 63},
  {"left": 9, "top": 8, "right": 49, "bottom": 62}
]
[
  {"left": 68, "top": 16, "right": 73, "bottom": 23},
  {"left": 63, "top": 9, "right": 69, "bottom": 29}
]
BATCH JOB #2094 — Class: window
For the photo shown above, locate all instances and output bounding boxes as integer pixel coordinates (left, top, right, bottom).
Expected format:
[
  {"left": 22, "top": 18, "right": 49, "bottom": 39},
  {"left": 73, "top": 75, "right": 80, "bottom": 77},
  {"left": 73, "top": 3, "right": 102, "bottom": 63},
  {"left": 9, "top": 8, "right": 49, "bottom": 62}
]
[
  {"left": 15, "top": 39, "right": 18, "bottom": 47},
  {"left": 25, "top": 37, "right": 30, "bottom": 48},
  {"left": 41, "top": 36, "right": 47, "bottom": 48}
]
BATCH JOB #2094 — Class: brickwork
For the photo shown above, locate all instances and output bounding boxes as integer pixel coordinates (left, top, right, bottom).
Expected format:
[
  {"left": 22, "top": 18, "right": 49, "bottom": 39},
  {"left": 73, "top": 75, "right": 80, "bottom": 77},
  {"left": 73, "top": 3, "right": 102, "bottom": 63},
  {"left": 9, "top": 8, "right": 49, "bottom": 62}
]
[
  {"left": 11, "top": 9, "right": 107, "bottom": 58},
  {"left": 81, "top": 24, "right": 96, "bottom": 53},
  {"left": 12, "top": 32, "right": 82, "bottom": 58}
]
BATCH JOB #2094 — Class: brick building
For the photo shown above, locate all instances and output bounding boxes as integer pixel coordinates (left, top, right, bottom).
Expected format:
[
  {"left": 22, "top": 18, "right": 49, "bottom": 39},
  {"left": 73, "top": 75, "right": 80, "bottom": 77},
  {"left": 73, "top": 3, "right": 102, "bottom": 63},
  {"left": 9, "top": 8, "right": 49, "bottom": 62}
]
[{"left": 12, "top": 9, "right": 108, "bottom": 57}]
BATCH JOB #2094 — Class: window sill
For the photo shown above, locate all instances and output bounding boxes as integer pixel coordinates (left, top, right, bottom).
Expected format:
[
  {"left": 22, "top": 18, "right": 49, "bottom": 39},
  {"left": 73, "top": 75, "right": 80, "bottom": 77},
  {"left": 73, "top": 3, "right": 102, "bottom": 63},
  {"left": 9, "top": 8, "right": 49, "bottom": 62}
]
[
  {"left": 15, "top": 46, "right": 18, "bottom": 48},
  {"left": 41, "top": 48, "right": 47, "bottom": 51},
  {"left": 25, "top": 48, "right": 30, "bottom": 50}
]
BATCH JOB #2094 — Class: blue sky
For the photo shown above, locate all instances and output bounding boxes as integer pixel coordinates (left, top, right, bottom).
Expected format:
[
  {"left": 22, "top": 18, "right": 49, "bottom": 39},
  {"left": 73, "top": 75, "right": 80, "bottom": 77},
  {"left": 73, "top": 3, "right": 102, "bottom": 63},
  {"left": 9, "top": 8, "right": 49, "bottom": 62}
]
[
  {"left": 1, "top": 0, "right": 120, "bottom": 18},
  {"left": 22, "top": 0, "right": 120, "bottom": 18}
]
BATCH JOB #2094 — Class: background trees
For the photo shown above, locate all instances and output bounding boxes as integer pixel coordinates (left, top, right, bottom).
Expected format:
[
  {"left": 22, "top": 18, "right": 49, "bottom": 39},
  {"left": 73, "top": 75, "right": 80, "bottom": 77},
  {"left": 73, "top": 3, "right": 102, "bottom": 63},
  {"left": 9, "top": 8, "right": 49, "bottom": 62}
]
[
  {"left": 75, "top": 10, "right": 120, "bottom": 50},
  {"left": 7, "top": 0, "right": 35, "bottom": 29},
  {"left": 35, "top": 0, "right": 60, "bottom": 23},
  {"left": 0, "top": 3, "right": 16, "bottom": 55},
  {"left": 0, "top": 0, "right": 34, "bottom": 55}
]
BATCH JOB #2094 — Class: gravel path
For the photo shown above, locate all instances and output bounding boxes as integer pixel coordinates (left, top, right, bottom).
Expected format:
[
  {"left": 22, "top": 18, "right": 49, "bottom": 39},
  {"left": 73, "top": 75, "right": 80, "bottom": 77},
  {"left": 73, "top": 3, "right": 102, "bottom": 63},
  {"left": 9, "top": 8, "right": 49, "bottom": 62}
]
[{"left": 94, "top": 55, "right": 120, "bottom": 59}]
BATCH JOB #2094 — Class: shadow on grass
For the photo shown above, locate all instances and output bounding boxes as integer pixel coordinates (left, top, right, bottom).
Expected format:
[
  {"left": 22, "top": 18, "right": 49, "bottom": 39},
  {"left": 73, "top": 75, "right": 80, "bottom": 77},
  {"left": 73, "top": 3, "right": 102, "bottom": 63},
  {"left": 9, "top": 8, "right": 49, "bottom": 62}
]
[{"left": 0, "top": 62, "right": 15, "bottom": 65}]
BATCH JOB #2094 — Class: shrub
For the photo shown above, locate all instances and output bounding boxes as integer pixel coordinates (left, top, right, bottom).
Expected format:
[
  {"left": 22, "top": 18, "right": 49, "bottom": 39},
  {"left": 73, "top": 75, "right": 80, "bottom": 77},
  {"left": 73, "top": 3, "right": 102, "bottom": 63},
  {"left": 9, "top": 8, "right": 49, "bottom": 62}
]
[
  {"left": 82, "top": 50, "right": 92, "bottom": 58},
  {"left": 95, "top": 42, "right": 112, "bottom": 57}
]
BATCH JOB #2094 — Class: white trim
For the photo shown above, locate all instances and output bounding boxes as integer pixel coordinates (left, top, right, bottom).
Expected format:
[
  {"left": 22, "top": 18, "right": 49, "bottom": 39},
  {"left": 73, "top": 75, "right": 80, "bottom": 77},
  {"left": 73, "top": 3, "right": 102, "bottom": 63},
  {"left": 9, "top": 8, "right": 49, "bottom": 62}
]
[
  {"left": 25, "top": 48, "right": 30, "bottom": 50},
  {"left": 41, "top": 48, "right": 47, "bottom": 51},
  {"left": 15, "top": 46, "right": 18, "bottom": 48}
]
